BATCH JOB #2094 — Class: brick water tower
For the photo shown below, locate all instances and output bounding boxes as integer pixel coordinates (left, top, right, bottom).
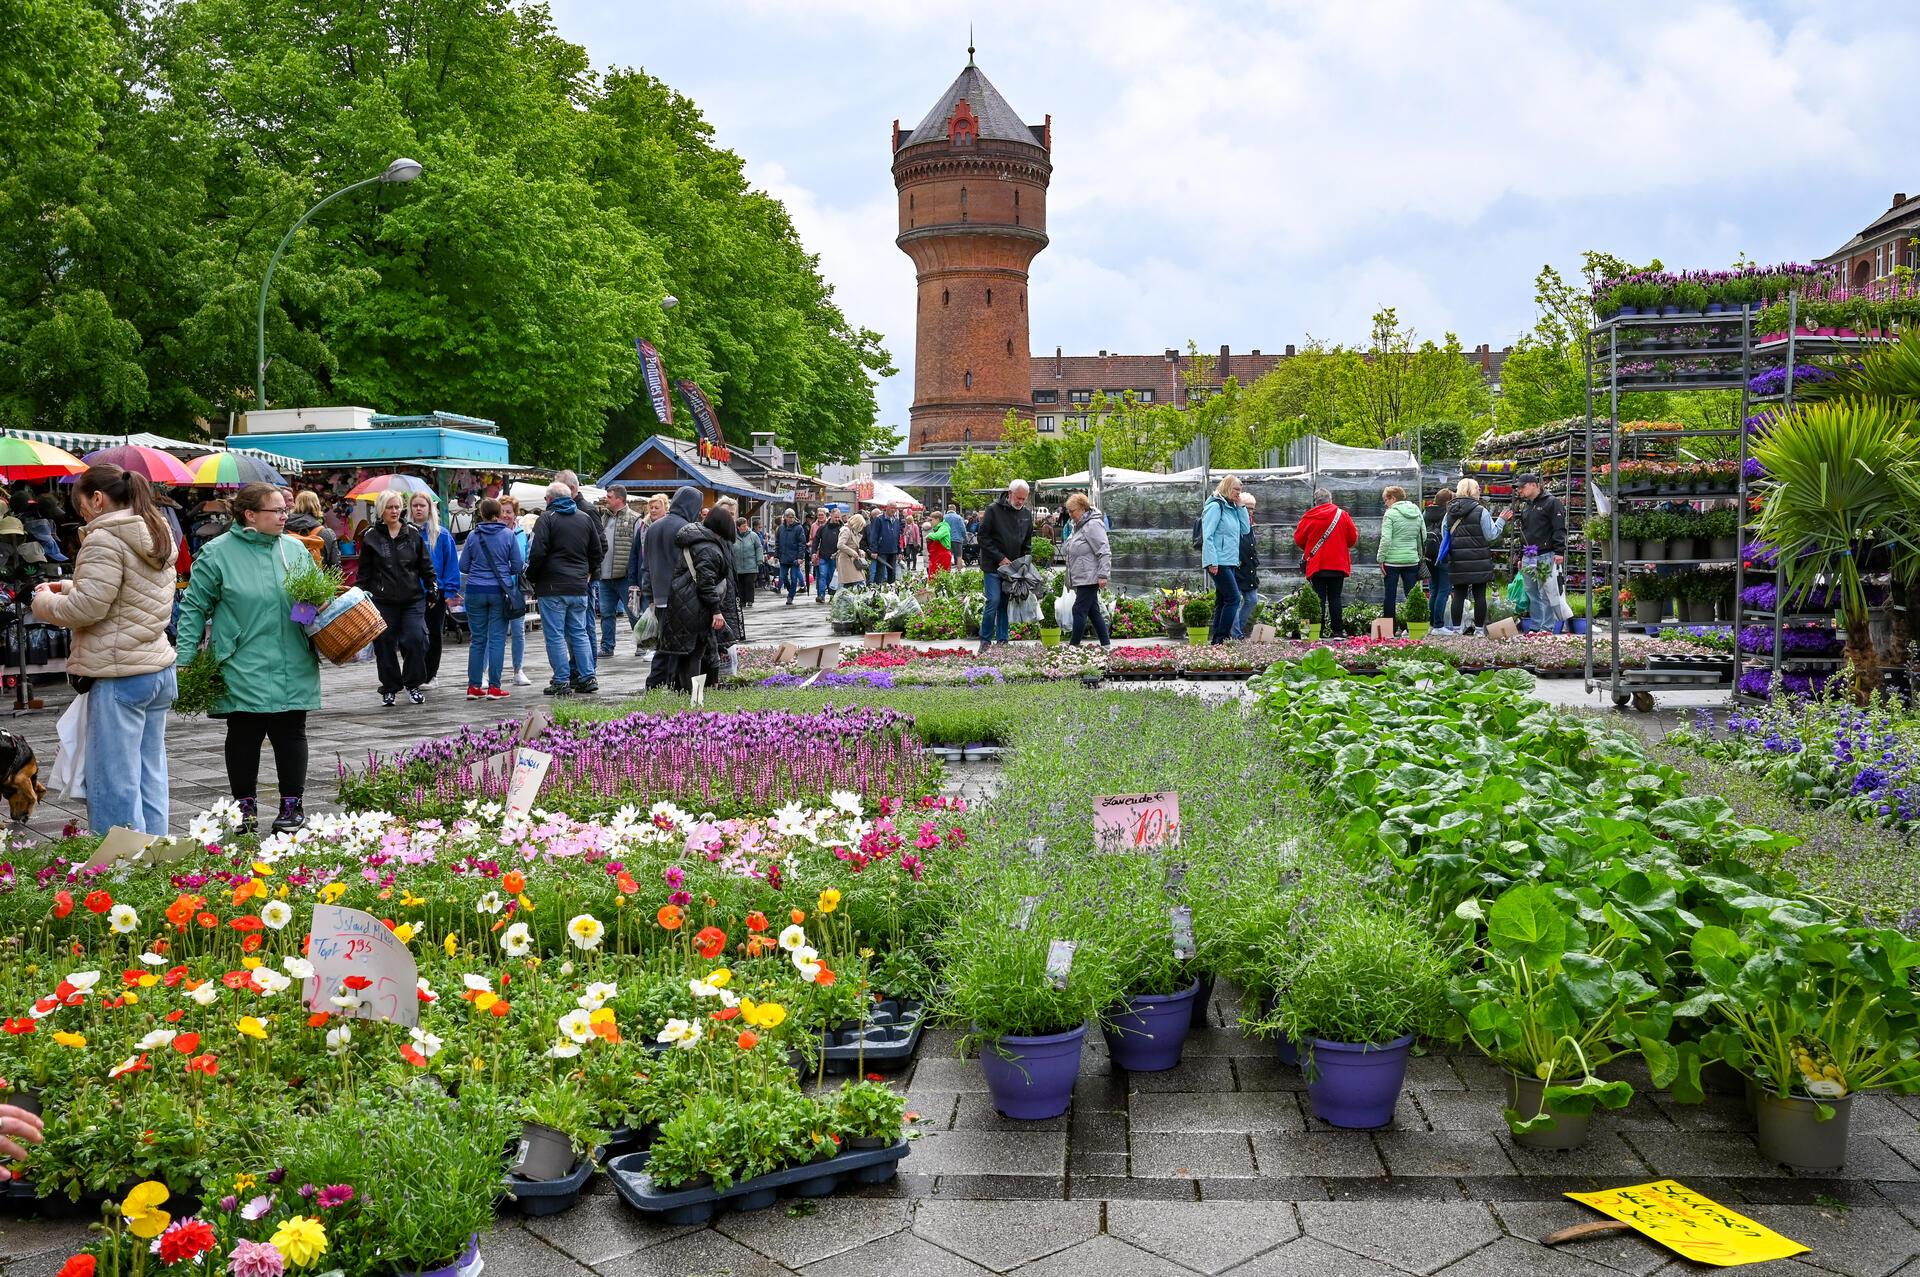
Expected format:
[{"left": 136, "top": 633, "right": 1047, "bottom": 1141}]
[{"left": 892, "top": 44, "right": 1051, "bottom": 452}]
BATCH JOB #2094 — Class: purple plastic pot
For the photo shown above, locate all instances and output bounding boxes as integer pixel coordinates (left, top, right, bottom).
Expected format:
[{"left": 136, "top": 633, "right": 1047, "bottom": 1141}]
[
  {"left": 1103, "top": 980, "right": 1200, "bottom": 1072},
  {"left": 402, "top": 1234, "right": 482, "bottom": 1277},
  {"left": 1189, "top": 973, "right": 1215, "bottom": 1032},
  {"left": 290, "top": 602, "right": 320, "bottom": 626},
  {"left": 979, "top": 1023, "right": 1088, "bottom": 1120},
  {"left": 1275, "top": 1034, "right": 1299, "bottom": 1067},
  {"left": 1304, "top": 1034, "right": 1413, "bottom": 1129}
]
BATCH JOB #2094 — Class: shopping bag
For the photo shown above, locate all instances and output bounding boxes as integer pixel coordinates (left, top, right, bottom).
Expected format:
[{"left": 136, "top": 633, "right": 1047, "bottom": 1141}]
[
  {"left": 1505, "top": 576, "right": 1530, "bottom": 611},
  {"left": 1543, "top": 566, "right": 1575, "bottom": 621},
  {"left": 633, "top": 607, "right": 660, "bottom": 649},
  {"left": 51, "top": 691, "right": 88, "bottom": 798},
  {"left": 1053, "top": 593, "right": 1075, "bottom": 630}
]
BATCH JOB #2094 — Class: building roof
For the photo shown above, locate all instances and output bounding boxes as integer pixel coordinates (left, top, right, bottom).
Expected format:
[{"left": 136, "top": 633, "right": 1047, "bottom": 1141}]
[
  {"left": 1825, "top": 192, "right": 1920, "bottom": 260},
  {"left": 902, "top": 62, "right": 1044, "bottom": 148},
  {"left": 596, "top": 435, "right": 781, "bottom": 504}
]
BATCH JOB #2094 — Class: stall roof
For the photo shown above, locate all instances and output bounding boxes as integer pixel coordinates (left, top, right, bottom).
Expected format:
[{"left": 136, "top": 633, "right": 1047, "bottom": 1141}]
[
  {"left": 597, "top": 435, "right": 782, "bottom": 503},
  {"left": 8, "top": 429, "right": 306, "bottom": 474}
]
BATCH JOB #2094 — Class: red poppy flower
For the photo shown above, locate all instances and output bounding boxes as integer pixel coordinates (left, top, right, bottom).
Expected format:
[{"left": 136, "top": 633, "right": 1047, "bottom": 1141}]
[
  {"left": 865, "top": 1072, "right": 885, "bottom": 1082},
  {"left": 185, "top": 1053, "right": 218, "bottom": 1076},
  {"left": 148, "top": 939, "right": 169, "bottom": 955},
  {"left": 164, "top": 1009, "right": 185, "bottom": 1023},
  {"left": 33, "top": 996, "right": 58, "bottom": 1015},
  {"left": 342, "top": 975, "right": 372, "bottom": 992},
  {"left": 737, "top": 1030, "right": 760, "bottom": 1050},
  {"left": 229, "top": 915, "right": 263, "bottom": 933},
  {"left": 417, "top": 984, "right": 436, "bottom": 1003},
  {"left": 97, "top": 995, "right": 129, "bottom": 1009},
  {"left": 615, "top": 871, "right": 640, "bottom": 895},
  {"left": 745, "top": 911, "right": 769, "bottom": 932},
  {"left": 488, "top": 1000, "right": 510, "bottom": 1018},
  {"left": 693, "top": 926, "right": 728, "bottom": 960},
  {"left": 711, "top": 1007, "right": 740, "bottom": 1021},
  {"left": 83, "top": 891, "right": 112, "bottom": 914},
  {"left": 241, "top": 934, "right": 263, "bottom": 954},
  {"left": 3, "top": 1017, "right": 35, "bottom": 1035},
  {"left": 307, "top": 1012, "right": 330, "bottom": 1028},
  {"left": 399, "top": 1044, "right": 427, "bottom": 1067},
  {"left": 195, "top": 912, "right": 217, "bottom": 929},
  {"left": 52, "top": 891, "right": 73, "bottom": 919},
  {"left": 55, "top": 1255, "right": 95, "bottom": 1277},
  {"left": 162, "top": 966, "right": 187, "bottom": 988},
  {"left": 221, "top": 970, "right": 254, "bottom": 990},
  {"left": 172, "top": 1032, "right": 201, "bottom": 1054},
  {"left": 156, "top": 1217, "right": 217, "bottom": 1264},
  {"left": 814, "top": 967, "right": 836, "bottom": 988},
  {"left": 502, "top": 871, "right": 526, "bottom": 895},
  {"left": 121, "top": 969, "right": 146, "bottom": 987}
]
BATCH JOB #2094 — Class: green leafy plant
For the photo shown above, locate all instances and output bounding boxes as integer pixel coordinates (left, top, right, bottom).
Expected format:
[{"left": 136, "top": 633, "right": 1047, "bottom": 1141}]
[
  {"left": 831, "top": 1079, "right": 906, "bottom": 1143},
  {"left": 172, "top": 648, "right": 227, "bottom": 717},
  {"left": 1252, "top": 891, "right": 1455, "bottom": 1048},
  {"left": 284, "top": 557, "right": 346, "bottom": 608},
  {"left": 521, "top": 1077, "right": 606, "bottom": 1160}
]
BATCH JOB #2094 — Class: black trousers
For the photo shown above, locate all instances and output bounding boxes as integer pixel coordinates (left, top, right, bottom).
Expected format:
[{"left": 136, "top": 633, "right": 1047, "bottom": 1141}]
[
  {"left": 735, "top": 572, "right": 757, "bottom": 607},
  {"left": 224, "top": 711, "right": 308, "bottom": 800},
  {"left": 374, "top": 597, "right": 428, "bottom": 693},
  {"left": 1450, "top": 581, "right": 1490, "bottom": 630},
  {"left": 423, "top": 592, "right": 448, "bottom": 682},
  {"left": 1069, "top": 584, "right": 1110, "bottom": 646},
  {"left": 1310, "top": 569, "right": 1347, "bottom": 637},
  {"left": 646, "top": 608, "right": 676, "bottom": 688}
]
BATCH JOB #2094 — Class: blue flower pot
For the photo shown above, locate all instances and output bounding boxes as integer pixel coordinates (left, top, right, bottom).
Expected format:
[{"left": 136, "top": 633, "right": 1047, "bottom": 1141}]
[
  {"left": 1304, "top": 1034, "right": 1413, "bottom": 1129},
  {"left": 980, "top": 1024, "right": 1088, "bottom": 1120},
  {"left": 1615, "top": 307, "right": 1640, "bottom": 318},
  {"left": 1103, "top": 981, "right": 1200, "bottom": 1072}
]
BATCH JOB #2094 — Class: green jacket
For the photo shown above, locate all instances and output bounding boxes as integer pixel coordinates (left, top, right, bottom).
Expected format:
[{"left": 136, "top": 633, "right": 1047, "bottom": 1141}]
[
  {"left": 175, "top": 528, "right": 322, "bottom": 715},
  {"left": 1377, "top": 499, "right": 1426, "bottom": 566}
]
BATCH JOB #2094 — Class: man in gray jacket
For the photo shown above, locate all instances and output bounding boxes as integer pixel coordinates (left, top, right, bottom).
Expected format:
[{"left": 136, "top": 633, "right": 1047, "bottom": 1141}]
[{"left": 643, "top": 487, "right": 702, "bottom": 689}]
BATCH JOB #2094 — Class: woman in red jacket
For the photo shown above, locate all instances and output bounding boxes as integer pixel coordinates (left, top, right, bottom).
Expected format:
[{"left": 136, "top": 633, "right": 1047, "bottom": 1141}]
[{"left": 1292, "top": 487, "right": 1358, "bottom": 638}]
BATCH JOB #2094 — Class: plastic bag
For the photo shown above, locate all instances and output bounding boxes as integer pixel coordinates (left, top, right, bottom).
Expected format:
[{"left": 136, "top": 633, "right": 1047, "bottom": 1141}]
[
  {"left": 1505, "top": 576, "right": 1529, "bottom": 611},
  {"left": 633, "top": 607, "right": 660, "bottom": 649},
  {"left": 1008, "top": 594, "right": 1041, "bottom": 624},
  {"left": 51, "top": 691, "right": 87, "bottom": 798},
  {"left": 1541, "top": 566, "right": 1574, "bottom": 621},
  {"left": 1054, "top": 592, "right": 1075, "bottom": 630}
]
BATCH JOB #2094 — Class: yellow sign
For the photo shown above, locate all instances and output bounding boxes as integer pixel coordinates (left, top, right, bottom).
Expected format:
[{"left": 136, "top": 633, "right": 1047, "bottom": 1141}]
[{"left": 1566, "top": 1180, "right": 1808, "bottom": 1267}]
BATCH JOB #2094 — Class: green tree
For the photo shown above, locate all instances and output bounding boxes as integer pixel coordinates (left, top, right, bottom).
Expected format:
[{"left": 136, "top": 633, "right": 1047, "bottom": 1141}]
[{"left": 1337, "top": 308, "right": 1490, "bottom": 445}]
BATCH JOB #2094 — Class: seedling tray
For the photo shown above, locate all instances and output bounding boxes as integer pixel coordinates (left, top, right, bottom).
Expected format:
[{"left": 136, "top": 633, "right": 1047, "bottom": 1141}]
[
  {"left": 814, "top": 996, "right": 927, "bottom": 1073},
  {"left": 607, "top": 1140, "right": 910, "bottom": 1225},
  {"left": 504, "top": 1154, "right": 594, "bottom": 1217}
]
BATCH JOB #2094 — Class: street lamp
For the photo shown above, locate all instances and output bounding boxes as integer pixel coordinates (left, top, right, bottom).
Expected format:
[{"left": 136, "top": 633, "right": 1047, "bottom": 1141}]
[
  {"left": 255, "top": 158, "right": 423, "bottom": 411},
  {"left": 660, "top": 294, "right": 678, "bottom": 311}
]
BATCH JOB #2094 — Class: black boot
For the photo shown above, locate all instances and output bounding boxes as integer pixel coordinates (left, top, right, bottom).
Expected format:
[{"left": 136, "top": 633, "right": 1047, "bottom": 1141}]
[
  {"left": 235, "top": 797, "right": 258, "bottom": 835},
  {"left": 271, "top": 797, "right": 306, "bottom": 834}
]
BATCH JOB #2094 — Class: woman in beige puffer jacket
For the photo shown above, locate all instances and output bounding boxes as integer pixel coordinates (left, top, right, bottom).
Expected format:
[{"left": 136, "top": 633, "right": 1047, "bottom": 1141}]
[
  {"left": 32, "top": 464, "right": 179, "bottom": 836},
  {"left": 836, "top": 511, "right": 869, "bottom": 590}
]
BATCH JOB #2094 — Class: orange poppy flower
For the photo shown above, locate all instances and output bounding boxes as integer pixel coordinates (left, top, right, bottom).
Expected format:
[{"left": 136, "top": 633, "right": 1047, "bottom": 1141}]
[
  {"left": 615, "top": 871, "right": 640, "bottom": 895},
  {"left": 195, "top": 912, "right": 217, "bottom": 929},
  {"left": 185, "top": 1053, "right": 218, "bottom": 1076},
  {"left": 83, "top": 891, "right": 113, "bottom": 914},
  {"left": 52, "top": 890, "right": 73, "bottom": 918},
  {"left": 814, "top": 967, "right": 837, "bottom": 987},
  {"left": 164, "top": 1009, "right": 185, "bottom": 1023},
  {"left": 693, "top": 926, "right": 727, "bottom": 960},
  {"left": 737, "top": 1030, "right": 760, "bottom": 1050},
  {"left": 789, "top": 909, "right": 806, "bottom": 925},
  {"left": 399, "top": 1044, "right": 427, "bottom": 1067},
  {"left": 502, "top": 871, "right": 526, "bottom": 895},
  {"left": 306, "top": 1013, "right": 330, "bottom": 1028},
  {"left": 229, "top": 882, "right": 253, "bottom": 908},
  {"left": 229, "top": 916, "right": 263, "bottom": 933},
  {"left": 711, "top": 1007, "right": 740, "bottom": 1021},
  {"left": 656, "top": 905, "right": 683, "bottom": 931},
  {"left": 165, "top": 896, "right": 197, "bottom": 927},
  {"left": 240, "top": 935, "right": 263, "bottom": 954},
  {"left": 172, "top": 1032, "right": 200, "bottom": 1054},
  {"left": 745, "top": 911, "right": 769, "bottom": 932},
  {"left": 488, "top": 999, "right": 510, "bottom": 1018},
  {"left": 746, "top": 935, "right": 773, "bottom": 959}
]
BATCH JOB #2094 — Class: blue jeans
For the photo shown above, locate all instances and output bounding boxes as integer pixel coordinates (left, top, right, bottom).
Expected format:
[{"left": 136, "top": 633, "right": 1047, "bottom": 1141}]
[
  {"left": 594, "top": 580, "right": 632, "bottom": 653},
  {"left": 1428, "top": 563, "right": 1451, "bottom": 628},
  {"left": 466, "top": 589, "right": 510, "bottom": 689},
  {"left": 537, "top": 595, "right": 596, "bottom": 685},
  {"left": 868, "top": 554, "right": 897, "bottom": 584},
  {"left": 1209, "top": 566, "right": 1241, "bottom": 644},
  {"left": 1233, "top": 589, "right": 1260, "bottom": 640},
  {"left": 86, "top": 668, "right": 175, "bottom": 836},
  {"left": 815, "top": 558, "right": 836, "bottom": 600},
  {"left": 1381, "top": 564, "right": 1422, "bottom": 631},
  {"left": 981, "top": 570, "right": 1010, "bottom": 643},
  {"left": 780, "top": 563, "right": 805, "bottom": 602},
  {"left": 509, "top": 613, "right": 525, "bottom": 670},
  {"left": 1526, "top": 568, "right": 1564, "bottom": 633}
]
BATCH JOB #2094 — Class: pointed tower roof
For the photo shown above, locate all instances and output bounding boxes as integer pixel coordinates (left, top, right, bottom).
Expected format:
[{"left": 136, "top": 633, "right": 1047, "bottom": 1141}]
[{"left": 901, "top": 61, "right": 1046, "bottom": 149}]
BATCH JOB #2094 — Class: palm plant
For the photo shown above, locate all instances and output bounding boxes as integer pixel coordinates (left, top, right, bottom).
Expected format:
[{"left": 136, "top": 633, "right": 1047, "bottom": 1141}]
[
  {"left": 1749, "top": 401, "right": 1920, "bottom": 699},
  {"left": 1799, "top": 329, "right": 1920, "bottom": 405}
]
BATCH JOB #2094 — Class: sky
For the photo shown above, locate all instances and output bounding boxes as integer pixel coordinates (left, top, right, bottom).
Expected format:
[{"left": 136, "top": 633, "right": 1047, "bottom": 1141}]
[{"left": 547, "top": 0, "right": 1920, "bottom": 444}]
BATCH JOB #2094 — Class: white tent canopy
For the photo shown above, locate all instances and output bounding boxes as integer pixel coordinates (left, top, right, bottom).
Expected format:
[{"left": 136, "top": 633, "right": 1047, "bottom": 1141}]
[
  {"left": 859, "top": 480, "right": 924, "bottom": 510},
  {"left": 1034, "top": 465, "right": 1160, "bottom": 490},
  {"left": 510, "top": 480, "right": 606, "bottom": 510}
]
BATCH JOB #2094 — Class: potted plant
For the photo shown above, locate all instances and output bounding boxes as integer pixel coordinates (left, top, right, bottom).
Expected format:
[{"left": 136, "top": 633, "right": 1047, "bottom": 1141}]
[
  {"left": 1294, "top": 584, "right": 1321, "bottom": 637},
  {"left": 1100, "top": 887, "right": 1202, "bottom": 1072},
  {"left": 1183, "top": 595, "right": 1214, "bottom": 644},
  {"left": 1400, "top": 582, "right": 1430, "bottom": 638},
  {"left": 1625, "top": 574, "right": 1668, "bottom": 626},
  {"left": 513, "top": 1079, "right": 605, "bottom": 1180},
  {"left": 1684, "top": 921, "right": 1920, "bottom": 1172},
  {"left": 283, "top": 557, "right": 345, "bottom": 627},
  {"left": 1254, "top": 895, "right": 1454, "bottom": 1129},
  {"left": 832, "top": 1079, "right": 907, "bottom": 1149},
  {"left": 1155, "top": 588, "right": 1190, "bottom": 640},
  {"left": 939, "top": 898, "right": 1122, "bottom": 1120},
  {"left": 1451, "top": 885, "right": 1672, "bottom": 1150},
  {"left": 1697, "top": 507, "right": 1739, "bottom": 561}
]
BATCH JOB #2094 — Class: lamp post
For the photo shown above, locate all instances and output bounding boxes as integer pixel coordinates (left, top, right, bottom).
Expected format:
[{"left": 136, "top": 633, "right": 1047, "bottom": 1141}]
[{"left": 255, "top": 157, "right": 423, "bottom": 411}]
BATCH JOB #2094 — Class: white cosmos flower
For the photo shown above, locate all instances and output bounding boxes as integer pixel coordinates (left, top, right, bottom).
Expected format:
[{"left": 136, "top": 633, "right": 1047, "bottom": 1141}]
[
  {"left": 829, "top": 790, "right": 863, "bottom": 816},
  {"left": 557, "top": 1009, "right": 594, "bottom": 1043},
  {"left": 500, "top": 922, "right": 532, "bottom": 957},
  {"left": 260, "top": 900, "right": 293, "bottom": 931},
  {"left": 578, "top": 981, "right": 617, "bottom": 1011},
  {"left": 656, "top": 1018, "right": 702, "bottom": 1049},
  {"left": 188, "top": 814, "right": 222, "bottom": 846},
  {"left": 136, "top": 1029, "right": 177, "bottom": 1051},
  {"left": 107, "top": 904, "right": 138, "bottom": 934},
  {"left": 283, "top": 956, "right": 315, "bottom": 981},
  {"left": 188, "top": 981, "right": 219, "bottom": 1006},
  {"left": 778, "top": 924, "right": 807, "bottom": 953},
  {"left": 567, "top": 914, "right": 605, "bottom": 951}
]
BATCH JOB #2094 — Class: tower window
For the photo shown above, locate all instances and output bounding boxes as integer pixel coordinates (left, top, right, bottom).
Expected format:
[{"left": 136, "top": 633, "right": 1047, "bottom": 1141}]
[
  {"left": 1006, "top": 339, "right": 1013, "bottom": 356},
  {"left": 1019, "top": 292, "right": 1025, "bottom": 311},
  {"left": 943, "top": 289, "right": 949, "bottom": 306},
  {"left": 954, "top": 121, "right": 973, "bottom": 146},
  {"left": 959, "top": 187, "right": 967, "bottom": 222},
  {"left": 985, "top": 288, "right": 992, "bottom": 307},
  {"left": 964, "top": 370, "right": 973, "bottom": 390}
]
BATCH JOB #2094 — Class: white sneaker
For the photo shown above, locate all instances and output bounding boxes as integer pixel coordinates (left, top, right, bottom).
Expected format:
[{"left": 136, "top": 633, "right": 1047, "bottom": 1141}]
[
  {"left": 418, "top": 679, "right": 437, "bottom": 690},
  {"left": 513, "top": 669, "right": 531, "bottom": 687}
]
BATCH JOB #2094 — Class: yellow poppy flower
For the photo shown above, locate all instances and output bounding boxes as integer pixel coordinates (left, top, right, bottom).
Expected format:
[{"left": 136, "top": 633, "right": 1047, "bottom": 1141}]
[
  {"left": 52, "top": 1031, "right": 86, "bottom": 1048},
  {"left": 237, "top": 1017, "right": 268, "bottom": 1040},
  {"left": 817, "top": 889, "right": 842, "bottom": 915},
  {"left": 706, "top": 968, "right": 732, "bottom": 989},
  {"left": 121, "top": 1180, "right": 171, "bottom": 1239},
  {"left": 443, "top": 934, "right": 460, "bottom": 957},
  {"left": 318, "top": 883, "right": 347, "bottom": 905}
]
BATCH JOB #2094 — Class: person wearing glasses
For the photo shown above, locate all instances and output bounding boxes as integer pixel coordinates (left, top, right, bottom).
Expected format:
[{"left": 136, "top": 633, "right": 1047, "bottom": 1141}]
[{"left": 174, "top": 482, "right": 322, "bottom": 835}]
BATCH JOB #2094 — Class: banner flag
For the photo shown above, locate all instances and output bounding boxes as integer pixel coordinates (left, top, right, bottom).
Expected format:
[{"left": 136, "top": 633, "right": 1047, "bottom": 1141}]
[
  {"left": 635, "top": 340, "right": 673, "bottom": 426},
  {"left": 675, "top": 379, "right": 725, "bottom": 447}
]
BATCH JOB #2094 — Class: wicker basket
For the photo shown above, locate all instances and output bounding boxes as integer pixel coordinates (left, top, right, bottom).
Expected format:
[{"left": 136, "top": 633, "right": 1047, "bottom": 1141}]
[{"left": 306, "top": 587, "right": 386, "bottom": 665}]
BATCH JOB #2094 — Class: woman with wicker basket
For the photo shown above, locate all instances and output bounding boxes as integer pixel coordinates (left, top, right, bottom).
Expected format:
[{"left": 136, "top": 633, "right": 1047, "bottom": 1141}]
[{"left": 174, "top": 483, "right": 321, "bottom": 835}]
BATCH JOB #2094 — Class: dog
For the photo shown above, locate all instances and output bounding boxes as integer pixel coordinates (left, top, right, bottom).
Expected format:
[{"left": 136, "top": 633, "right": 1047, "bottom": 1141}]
[{"left": 0, "top": 730, "right": 46, "bottom": 822}]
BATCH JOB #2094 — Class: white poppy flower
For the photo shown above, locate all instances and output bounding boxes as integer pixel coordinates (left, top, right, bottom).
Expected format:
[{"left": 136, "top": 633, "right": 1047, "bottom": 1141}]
[
  {"left": 557, "top": 1009, "right": 594, "bottom": 1043},
  {"left": 500, "top": 922, "right": 532, "bottom": 957}
]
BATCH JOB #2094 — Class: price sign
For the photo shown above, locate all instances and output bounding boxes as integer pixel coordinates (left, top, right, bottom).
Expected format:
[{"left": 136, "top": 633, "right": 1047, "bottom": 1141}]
[
  {"left": 1093, "top": 792, "right": 1181, "bottom": 852},
  {"left": 1028, "top": 836, "right": 1049, "bottom": 860},
  {"left": 1564, "top": 1181, "right": 1807, "bottom": 1267},
  {"left": 303, "top": 904, "right": 419, "bottom": 1027},
  {"left": 1014, "top": 896, "right": 1040, "bottom": 931},
  {"left": 504, "top": 747, "right": 552, "bottom": 823},
  {"left": 1045, "top": 940, "right": 1077, "bottom": 989}
]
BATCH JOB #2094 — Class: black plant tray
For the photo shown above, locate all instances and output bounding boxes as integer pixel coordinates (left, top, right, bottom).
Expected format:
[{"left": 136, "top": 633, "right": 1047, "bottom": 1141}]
[
  {"left": 607, "top": 1140, "right": 911, "bottom": 1225},
  {"left": 504, "top": 1154, "right": 595, "bottom": 1217},
  {"left": 813, "top": 996, "right": 927, "bottom": 1073}
]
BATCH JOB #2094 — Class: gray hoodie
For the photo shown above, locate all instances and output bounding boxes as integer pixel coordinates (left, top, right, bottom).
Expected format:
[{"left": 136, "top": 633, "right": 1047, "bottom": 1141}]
[{"left": 644, "top": 486, "right": 703, "bottom": 611}]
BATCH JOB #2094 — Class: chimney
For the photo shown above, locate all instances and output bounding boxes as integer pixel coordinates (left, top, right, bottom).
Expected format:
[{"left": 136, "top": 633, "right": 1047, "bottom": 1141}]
[
  {"left": 1219, "top": 344, "right": 1230, "bottom": 379},
  {"left": 1895, "top": 193, "right": 1909, "bottom": 207},
  {"left": 891, "top": 120, "right": 900, "bottom": 153},
  {"left": 1478, "top": 344, "right": 1491, "bottom": 371},
  {"left": 1165, "top": 349, "right": 1178, "bottom": 361},
  {"left": 1250, "top": 349, "right": 1261, "bottom": 356},
  {"left": 1098, "top": 350, "right": 1107, "bottom": 358},
  {"left": 1054, "top": 346, "right": 1062, "bottom": 377},
  {"left": 1285, "top": 343, "right": 1297, "bottom": 357}
]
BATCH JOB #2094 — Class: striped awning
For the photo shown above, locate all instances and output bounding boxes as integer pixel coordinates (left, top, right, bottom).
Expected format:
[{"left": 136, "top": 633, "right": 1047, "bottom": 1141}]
[{"left": 6, "top": 430, "right": 306, "bottom": 476}]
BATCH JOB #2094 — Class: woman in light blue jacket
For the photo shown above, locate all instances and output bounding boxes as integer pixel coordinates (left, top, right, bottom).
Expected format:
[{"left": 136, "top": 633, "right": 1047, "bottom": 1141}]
[{"left": 1199, "top": 475, "right": 1250, "bottom": 644}]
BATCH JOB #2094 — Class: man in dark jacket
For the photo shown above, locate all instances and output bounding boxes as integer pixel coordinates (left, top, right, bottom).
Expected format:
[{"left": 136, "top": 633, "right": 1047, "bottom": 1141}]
[
  {"left": 773, "top": 509, "right": 809, "bottom": 605},
  {"left": 813, "top": 510, "right": 842, "bottom": 602},
  {"left": 644, "top": 487, "right": 703, "bottom": 687},
  {"left": 527, "top": 481, "right": 606, "bottom": 696},
  {"left": 865, "top": 507, "right": 901, "bottom": 584},
  {"left": 1504, "top": 474, "right": 1567, "bottom": 632},
  {"left": 976, "top": 480, "right": 1033, "bottom": 651}
]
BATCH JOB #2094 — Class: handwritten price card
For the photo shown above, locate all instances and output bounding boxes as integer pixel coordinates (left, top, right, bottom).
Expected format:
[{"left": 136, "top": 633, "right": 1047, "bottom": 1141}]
[
  {"left": 1565, "top": 1181, "right": 1807, "bottom": 1267},
  {"left": 302, "top": 905, "right": 419, "bottom": 1027},
  {"left": 1093, "top": 791, "right": 1181, "bottom": 852},
  {"left": 503, "top": 747, "right": 553, "bottom": 823}
]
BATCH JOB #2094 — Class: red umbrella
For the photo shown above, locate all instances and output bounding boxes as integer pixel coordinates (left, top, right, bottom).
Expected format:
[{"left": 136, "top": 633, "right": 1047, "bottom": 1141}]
[{"left": 81, "top": 445, "right": 198, "bottom": 486}]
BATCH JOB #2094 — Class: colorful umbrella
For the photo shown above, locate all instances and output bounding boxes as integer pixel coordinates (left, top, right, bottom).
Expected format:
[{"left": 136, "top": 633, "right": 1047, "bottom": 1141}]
[
  {"left": 0, "top": 436, "right": 88, "bottom": 480},
  {"left": 80, "top": 445, "right": 198, "bottom": 486},
  {"left": 182, "top": 451, "right": 288, "bottom": 488},
  {"left": 345, "top": 474, "right": 435, "bottom": 500}
]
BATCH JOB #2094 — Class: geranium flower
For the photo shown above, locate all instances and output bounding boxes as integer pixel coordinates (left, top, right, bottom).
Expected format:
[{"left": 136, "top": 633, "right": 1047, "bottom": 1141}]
[
  {"left": 500, "top": 922, "right": 531, "bottom": 957},
  {"left": 121, "top": 1180, "right": 171, "bottom": 1238},
  {"left": 656, "top": 1018, "right": 702, "bottom": 1048},
  {"left": 260, "top": 901, "right": 293, "bottom": 931},
  {"left": 267, "top": 1215, "right": 327, "bottom": 1268},
  {"left": 156, "top": 1216, "right": 217, "bottom": 1264},
  {"left": 566, "top": 914, "right": 604, "bottom": 950},
  {"left": 108, "top": 904, "right": 139, "bottom": 934},
  {"left": 226, "top": 1238, "right": 284, "bottom": 1277},
  {"left": 693, "top": 926, "right": 727, "bottom": 959}
]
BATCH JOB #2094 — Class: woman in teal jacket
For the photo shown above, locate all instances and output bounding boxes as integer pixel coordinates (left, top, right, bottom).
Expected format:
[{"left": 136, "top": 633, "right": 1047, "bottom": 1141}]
[
  {"left": 1199, "top": 475, "right": 1251, "bottom": 644},
  {"left": 174, "top": 483, "right": 322, "bottom": 834},
  {"left": 1376, "top": 485, "right": 1426, "bottom": 634}
]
